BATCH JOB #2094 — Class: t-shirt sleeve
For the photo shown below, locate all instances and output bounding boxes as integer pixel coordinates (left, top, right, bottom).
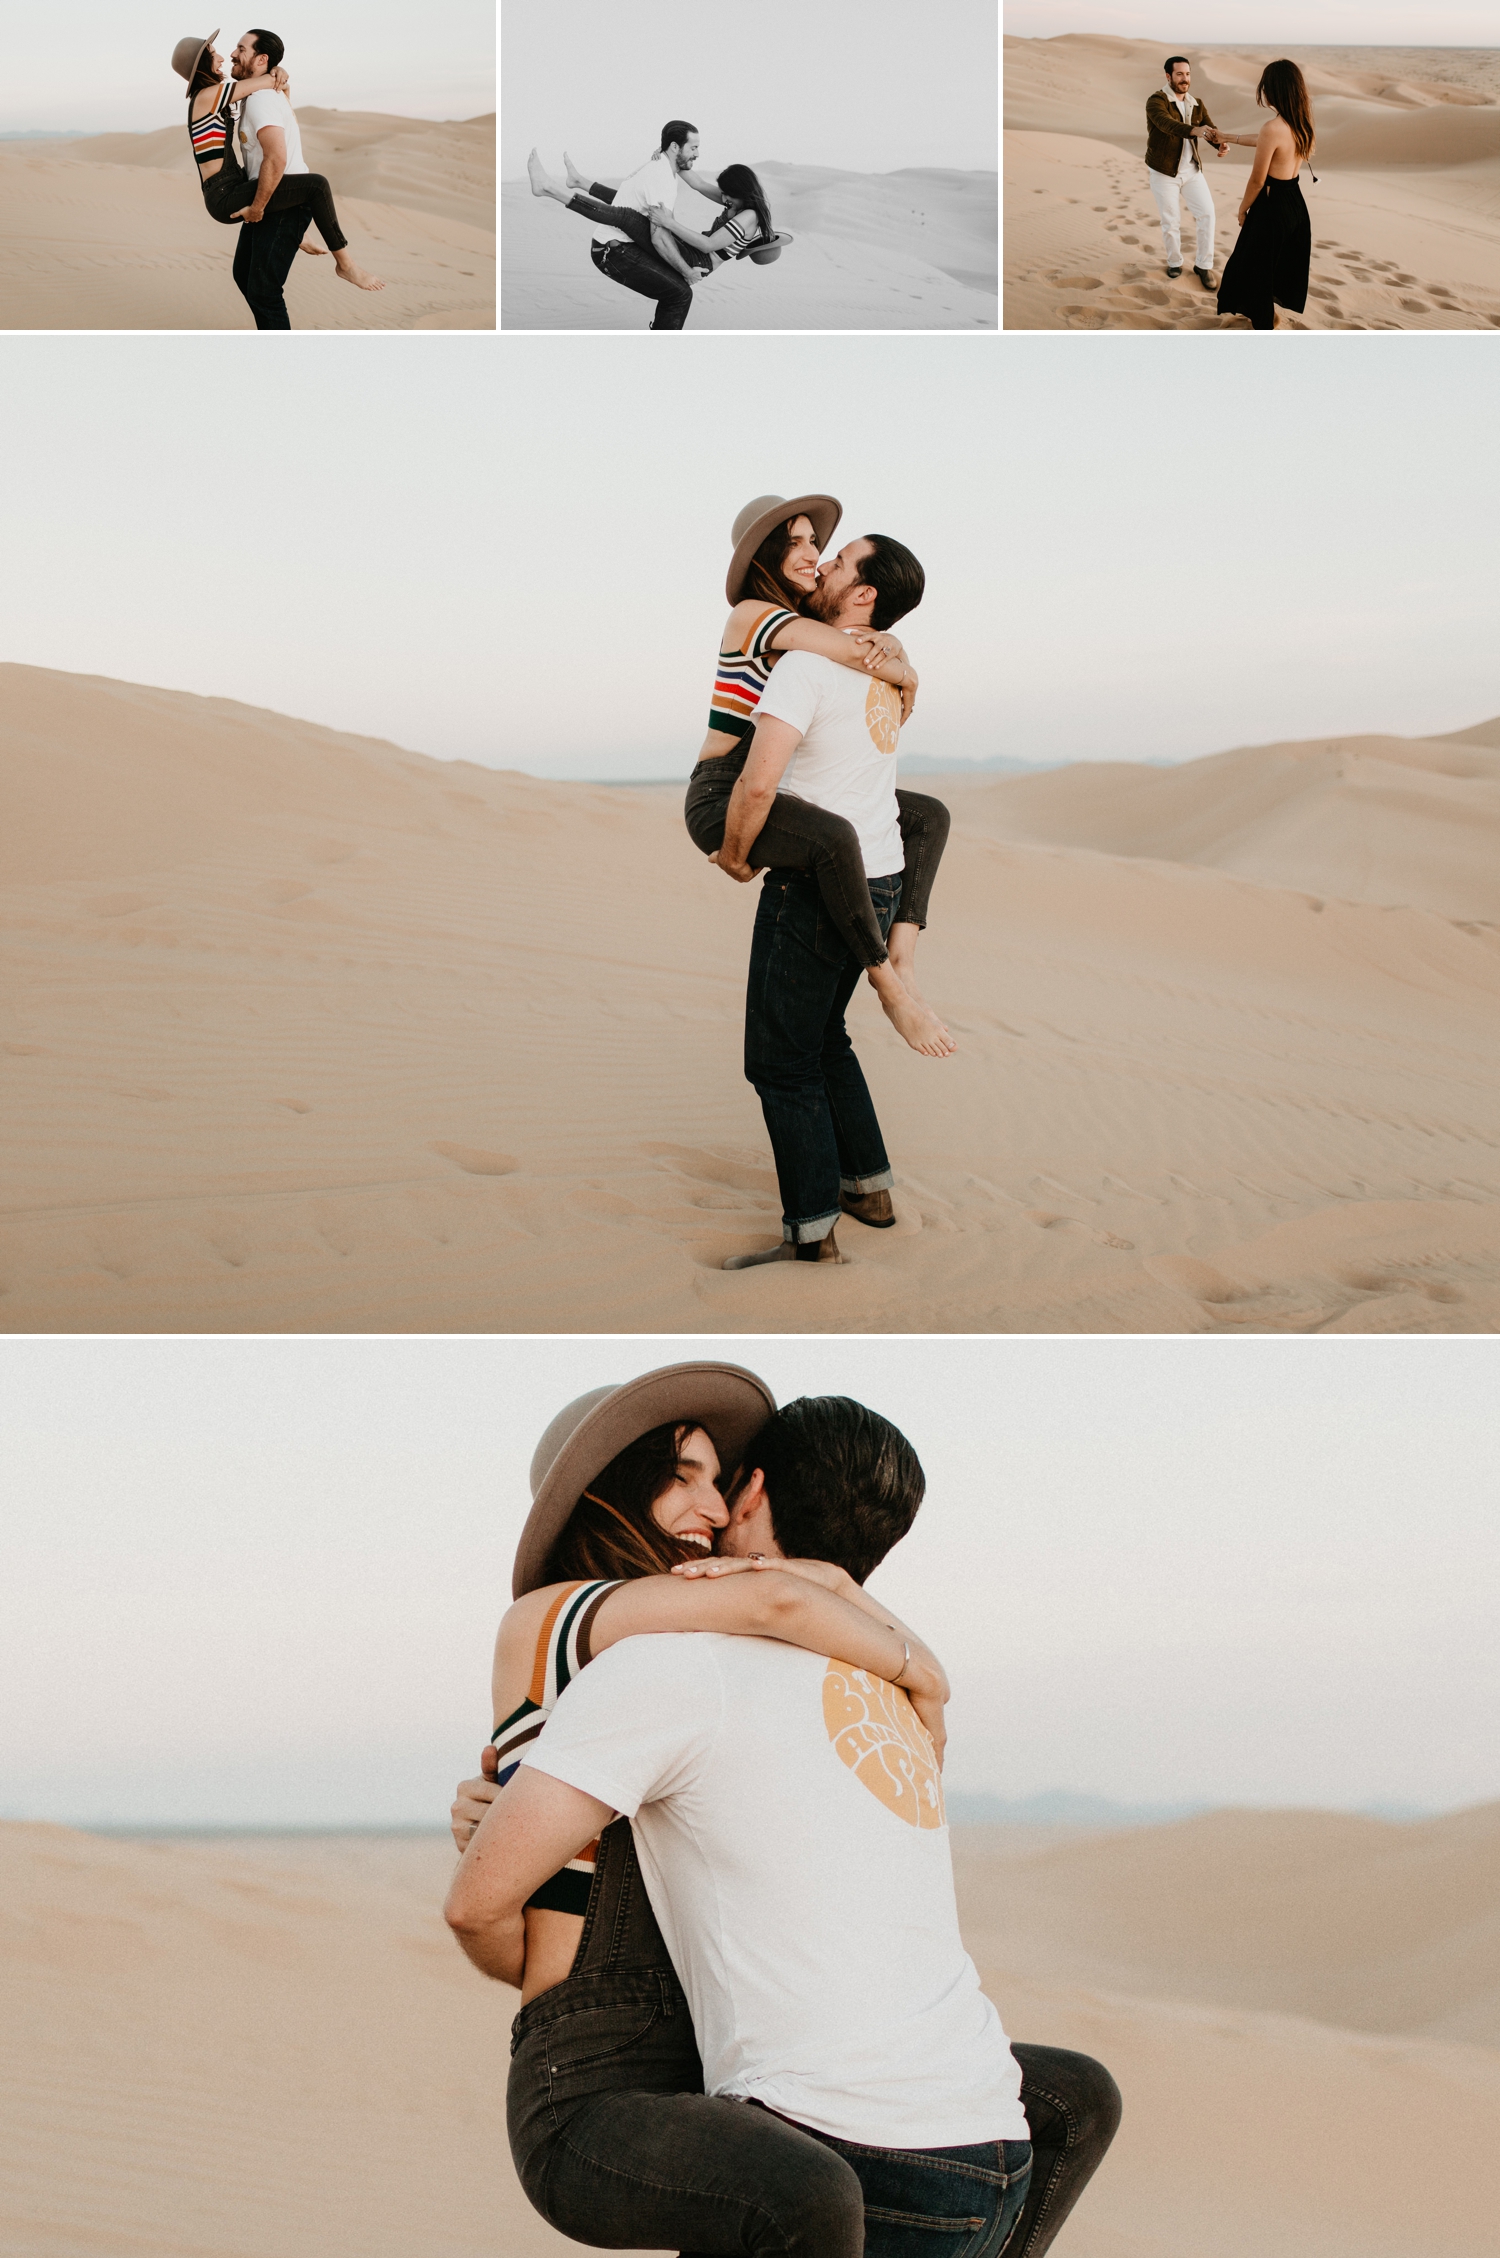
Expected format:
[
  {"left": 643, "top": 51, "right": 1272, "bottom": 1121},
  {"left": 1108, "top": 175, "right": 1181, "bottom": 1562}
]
[
  {"left": 241, "top": 90, "right": 284, "bottom": 136},
  {"left": 521, "top": 1635, "right": 722, "bottom": 1818},
  {"left": 754, "top": 650, "right": 824, "bottom": 738}
]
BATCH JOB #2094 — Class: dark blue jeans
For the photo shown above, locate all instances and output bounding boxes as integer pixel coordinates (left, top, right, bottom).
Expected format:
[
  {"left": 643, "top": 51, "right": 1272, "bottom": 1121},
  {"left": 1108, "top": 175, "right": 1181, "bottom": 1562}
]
[
  {"left": 802, "top": 2127, "right": 1032, "bottom": 2258},
  {"left": 232, "top": 200, "right": 312, "bottom": 328},
  {"left": 744, "top": 867, "right": 899, "bottom": 1243}
]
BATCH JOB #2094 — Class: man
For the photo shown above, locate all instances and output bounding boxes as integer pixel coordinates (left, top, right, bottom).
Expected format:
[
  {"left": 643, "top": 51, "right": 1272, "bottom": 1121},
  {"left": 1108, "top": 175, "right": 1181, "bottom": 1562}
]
[
  {"left": 570, "top": 120, "right": 728, "bottom": 330},
  {"left": 449, "top": 1395, "right": 1033, "bottom": 2254},
  {"left": 1145, "top": 55, "right": 1225, "bottom": 287},
  {"left": 715, "top": 532, "right": 951, "bottom": 1271},
  {"left": 227, "top": 28, "right": 383, "bottom": 327},
  {"left": 450, "top": 1376, "right": 1122, "bottom": 2257}
]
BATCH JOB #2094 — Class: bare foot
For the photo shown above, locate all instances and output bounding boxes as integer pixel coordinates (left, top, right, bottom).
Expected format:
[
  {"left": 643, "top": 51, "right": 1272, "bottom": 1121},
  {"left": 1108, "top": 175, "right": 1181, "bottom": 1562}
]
[
  {"left": 880, "top": 985, "right": 954, "bottom": 1056},
  {"left": 528, "top": 147, "right": 562, "bottom": 201},
  {"left": 334, "top": 255, "right": 385, "bottom": 292},
  {"left": 298, "top": 243, "right": 328, "bottom": 256},
  {"left": 883, "top": 927, "right": 951, "bottom": 1035},
  {"left": 562, "top": 150, "right": 588, "bottom": 190}
]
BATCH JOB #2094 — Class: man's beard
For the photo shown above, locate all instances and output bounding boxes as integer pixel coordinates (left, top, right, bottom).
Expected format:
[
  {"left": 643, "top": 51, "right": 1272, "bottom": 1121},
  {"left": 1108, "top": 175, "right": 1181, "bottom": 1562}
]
[{"left": 804, "top": 579, "right": 836, "bottom": 622}]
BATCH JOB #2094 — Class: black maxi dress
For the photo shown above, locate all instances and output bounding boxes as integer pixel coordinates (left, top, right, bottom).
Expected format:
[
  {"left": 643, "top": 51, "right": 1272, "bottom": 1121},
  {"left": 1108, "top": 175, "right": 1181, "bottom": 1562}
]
[{"left": 1218, "top": 172, "right": 1311, "bottom": 330}]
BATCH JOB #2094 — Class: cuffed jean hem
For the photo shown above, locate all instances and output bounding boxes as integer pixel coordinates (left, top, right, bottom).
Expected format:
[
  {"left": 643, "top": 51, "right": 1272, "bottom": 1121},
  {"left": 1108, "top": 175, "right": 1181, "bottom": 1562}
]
[
  {"left": 783, "top": 1210, "right": 841, "bottom": 1245},
  {"left": 840, "top": 1168, "right": 894, "bottom": 1195}
]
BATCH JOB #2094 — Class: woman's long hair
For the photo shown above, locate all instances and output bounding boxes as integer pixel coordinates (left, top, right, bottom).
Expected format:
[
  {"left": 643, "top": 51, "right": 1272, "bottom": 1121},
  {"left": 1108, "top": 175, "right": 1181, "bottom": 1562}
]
[
  {"left": 187, "top": 47, "right": 223, "bottom": 100},
  {"left": 1257, "top": 59, "right": 1315, "bottom": 157},
  {"left": 741, "top": 517, "right": 812, "bottom": 611},
  {"left": 539, "top": 1420, "right": 715, "bottom": 1584},
  {"left": 716, "top": 164, "right": 774, "bottom": 253}
]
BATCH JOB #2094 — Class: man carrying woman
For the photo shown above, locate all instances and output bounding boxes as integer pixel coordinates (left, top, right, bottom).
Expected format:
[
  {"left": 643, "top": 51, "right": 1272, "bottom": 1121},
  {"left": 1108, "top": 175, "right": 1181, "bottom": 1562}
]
[{"left": 448, "top": 1358, "right": 1122, "bottom": 2256}]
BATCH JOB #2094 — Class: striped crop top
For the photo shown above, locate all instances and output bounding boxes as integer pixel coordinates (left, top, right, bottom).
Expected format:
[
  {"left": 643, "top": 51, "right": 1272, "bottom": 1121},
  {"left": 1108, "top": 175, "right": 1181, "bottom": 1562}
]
[
  {"left": 709, "top": 603, "right": 799, "bottom": 739},
  {"left": 187, "top": 80, "right": 236, "bottom": 167},
  {"left": 718, "top": 209, "right": 764, "bottom": 260},
  {"left": 491, "top": 1577, "right": 623, "bottom": 1916}
]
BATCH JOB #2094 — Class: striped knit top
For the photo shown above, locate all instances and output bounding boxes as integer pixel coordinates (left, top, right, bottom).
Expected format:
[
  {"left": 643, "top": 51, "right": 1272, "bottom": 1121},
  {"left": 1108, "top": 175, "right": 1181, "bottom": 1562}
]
[
  {"left": 708, "top": 603, "right": 799, "bottom": 739},
  {"left": 718, "top": 209, "right": 764, "bottom": 260},
  {"left": 490, "top": 1578, "right": 623, "bottom": 1916},
  {"left": 187, "top": 80, "right": 236, "bottom": 167}
]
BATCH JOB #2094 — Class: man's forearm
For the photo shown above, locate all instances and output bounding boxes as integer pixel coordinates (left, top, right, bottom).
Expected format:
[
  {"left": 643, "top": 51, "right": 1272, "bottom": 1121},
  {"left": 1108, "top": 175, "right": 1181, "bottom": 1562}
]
[
  {"left": 651, "top": 224, "right": 695, "bottom": 283},
  {"left": 250, "top": 154, "right": 285, "bottom": 211},
  {"left": 448, "top": 1906, "right": 526, "bottom": 1986},
  {"left": 721, "top": 774, "right": 774, "bottom": 866}
]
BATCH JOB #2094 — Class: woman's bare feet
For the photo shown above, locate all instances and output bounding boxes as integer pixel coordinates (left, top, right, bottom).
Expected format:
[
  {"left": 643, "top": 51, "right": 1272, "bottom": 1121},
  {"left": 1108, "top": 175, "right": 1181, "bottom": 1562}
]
[
  {"left": 528, "top": 148, "right": 568, "bottom": 203},
  {"left": 334, "top": 252, "right": 385, "bottom": 292},
  {"left": 562, "top": 151, "right": 589, "bottom": 190},
  {"left": 298, "top": 243, "right": 328, "bottom": 256},
  {"left": 866, "top": 964, "right": 953, "bottom": 1057},
  {"left": 871, "top": 934, "right": 953, "bottom": 1047}
]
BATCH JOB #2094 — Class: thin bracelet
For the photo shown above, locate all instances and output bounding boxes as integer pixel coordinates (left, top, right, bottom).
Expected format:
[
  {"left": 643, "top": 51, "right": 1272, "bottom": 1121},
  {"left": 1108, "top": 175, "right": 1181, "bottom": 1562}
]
[{"left": 893, "top": 1637, "right": 911, "bottom": 1685}]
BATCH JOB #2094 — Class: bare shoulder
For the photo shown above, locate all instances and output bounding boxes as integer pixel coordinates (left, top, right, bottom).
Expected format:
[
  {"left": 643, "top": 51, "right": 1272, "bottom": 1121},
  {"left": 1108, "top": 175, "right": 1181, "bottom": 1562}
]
[
  {"left": 491, "top": 1583, "right": 573, "bottom": 1715},
  {"left": 191, "top": 86, "right": 222, "bottom": 117}
]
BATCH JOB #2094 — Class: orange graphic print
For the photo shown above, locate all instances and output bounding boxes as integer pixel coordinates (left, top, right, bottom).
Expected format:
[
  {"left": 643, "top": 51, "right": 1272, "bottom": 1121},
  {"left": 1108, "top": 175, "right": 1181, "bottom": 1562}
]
[
  {"left": 864, "top": 678, "right": 900, "bottom": 754},
  {"left": 822, "top": 1661, "right": 945, "bottom": 1828}
]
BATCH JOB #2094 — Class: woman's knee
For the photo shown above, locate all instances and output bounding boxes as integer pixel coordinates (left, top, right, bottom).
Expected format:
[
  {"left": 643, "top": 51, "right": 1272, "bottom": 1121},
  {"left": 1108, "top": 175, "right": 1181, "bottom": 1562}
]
[{"left": 757, "top": 2136, "right": 864, "bottom": 2255}]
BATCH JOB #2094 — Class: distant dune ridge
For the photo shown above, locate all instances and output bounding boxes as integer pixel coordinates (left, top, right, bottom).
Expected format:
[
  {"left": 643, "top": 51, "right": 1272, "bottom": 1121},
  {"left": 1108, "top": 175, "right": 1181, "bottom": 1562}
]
[
  {"left": 501, "top": 162, "right": 996, "bottom": 329},
  {"left": 3, "top": 1812, "right": 1498, "bottom": 2258},
  {"left": 1005, "top": 36, "right": 1500, "bottom": 330},
  {"left": 3, "top": 663, "right": 1500, "bottom": 1335},
  {"left": 0, "top": 109, "right": 495, "bottom": 329}
]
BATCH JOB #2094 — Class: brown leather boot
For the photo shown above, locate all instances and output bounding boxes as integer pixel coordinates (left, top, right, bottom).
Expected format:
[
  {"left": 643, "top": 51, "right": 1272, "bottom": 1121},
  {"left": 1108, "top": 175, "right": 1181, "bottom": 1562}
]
[
  {"left": 724, "top": 1229, "right": 845, "bottom": 1270},
  {"left": 840, "top": 1188, "right": 895, "bottom": 1229}
]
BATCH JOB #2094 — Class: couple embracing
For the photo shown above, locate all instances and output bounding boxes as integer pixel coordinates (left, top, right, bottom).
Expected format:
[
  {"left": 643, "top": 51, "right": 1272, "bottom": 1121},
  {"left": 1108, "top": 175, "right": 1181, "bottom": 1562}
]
[
  {"left": 447, "top": 1359, "right": 1122, "bottom": 2254},
  {"left": 172, "top": 26, "right": 384, "bottom": 328},
  {"left": 688, "top": 493, "right": 954, "bottom": 1270}
]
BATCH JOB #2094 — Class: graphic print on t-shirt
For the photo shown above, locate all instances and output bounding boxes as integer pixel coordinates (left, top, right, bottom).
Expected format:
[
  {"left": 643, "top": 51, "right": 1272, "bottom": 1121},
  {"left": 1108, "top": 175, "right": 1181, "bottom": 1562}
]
[
  {"left": 864, "top": 679, "right": 900, "bottom": 755},
  {"left": 822, "top": 1660, "right": 944, "bottom": 1828}
]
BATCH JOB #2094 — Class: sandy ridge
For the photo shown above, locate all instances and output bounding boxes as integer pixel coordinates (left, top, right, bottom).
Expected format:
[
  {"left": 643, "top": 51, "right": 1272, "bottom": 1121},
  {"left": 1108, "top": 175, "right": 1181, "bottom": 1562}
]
[{"left": 3, "top": 666, "right": 1499, "bottom": 1335}]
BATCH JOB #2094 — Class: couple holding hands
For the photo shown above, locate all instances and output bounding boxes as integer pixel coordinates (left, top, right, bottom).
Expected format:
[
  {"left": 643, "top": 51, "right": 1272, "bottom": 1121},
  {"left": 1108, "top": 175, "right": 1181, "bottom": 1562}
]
[{"left": 1146, "top": 54, "right": 1316, "bottom": 331}]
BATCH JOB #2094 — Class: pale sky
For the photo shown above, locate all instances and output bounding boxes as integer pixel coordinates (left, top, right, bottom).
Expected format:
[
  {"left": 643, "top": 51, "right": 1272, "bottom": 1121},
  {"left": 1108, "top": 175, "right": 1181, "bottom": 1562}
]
[
  {"left": 503, "top": 0, "right": 999, "bottom": 179},
  {"left": 4, "top": 1336, "right": 1496, "bottom": 1827},
  {"left": 3, "top": 337, "right": 1493, "bottom": 783},
  {"left": 1004, "top": 5, "right": 1498, "bottom": 40},
  {"left": 4, "top": 3, "right": 494, "bottom": 136}
]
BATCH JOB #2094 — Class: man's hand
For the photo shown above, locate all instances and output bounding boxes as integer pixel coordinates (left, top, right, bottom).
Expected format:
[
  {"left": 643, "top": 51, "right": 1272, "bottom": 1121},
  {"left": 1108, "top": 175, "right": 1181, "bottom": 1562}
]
[
  {"left": 708, "top": 850, "right": 756, "bottom": 883},
  {"left": 451, "top": 1743, "right": 501, "bottom": 1853},
  {"left": 232, "top": 205, "right": 264, "bottom": 222}
]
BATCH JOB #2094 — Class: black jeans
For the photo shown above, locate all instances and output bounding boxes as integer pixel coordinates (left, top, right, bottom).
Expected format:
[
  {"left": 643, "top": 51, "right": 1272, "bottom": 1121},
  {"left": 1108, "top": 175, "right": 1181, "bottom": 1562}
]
[
  {"left": 205, "top": 167, "right": 348, "bottom": 253},
  {"left": 745, "top": 867, "right": 900, "bottom": 1242},
  {"left": 685, "top": 748, "right": 951, "bottom": 968},
  {"left": 510, "top": 1820, "right": 1118, "bottom": 2257},
  {"left": 588, "top": 237, "right": 694, "bottom": 327},
  {"left": 798, "top": 2124, "right": 1032, "bottom": 2258}
]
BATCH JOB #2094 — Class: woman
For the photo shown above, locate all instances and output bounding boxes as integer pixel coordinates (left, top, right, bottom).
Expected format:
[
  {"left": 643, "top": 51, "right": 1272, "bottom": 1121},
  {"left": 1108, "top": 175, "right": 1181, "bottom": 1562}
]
[
  {"left": 451, "top": 1362, "right": 1121, "bottom": 2257},
  {"left": 527, "top": 151, "right": 792, "bottom": 277},
  {"left": 685, "top": 493, "right": 955, "bottom": 1059},
  {"left": 171, "top": 32, "right": 384, "bottom": 293},
  {"left": 1216, "top": 59, "right": 1315, "bottom": 331}
]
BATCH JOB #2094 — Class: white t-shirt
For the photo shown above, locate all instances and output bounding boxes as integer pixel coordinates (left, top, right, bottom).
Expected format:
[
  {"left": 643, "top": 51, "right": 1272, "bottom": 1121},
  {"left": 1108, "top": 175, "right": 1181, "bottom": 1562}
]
[
  {"left": 593, "top": 149, "right": 680, "bottom": 245},
  {"left": 236, "top": 86, "right": 308, "bottom": 181},
  {"left": 1163, "top": 84, "right": 1200, "bottom": 176},
  {"left": 524, "top": 1633, "right": 1027, "bottom": 2150},
  {"left": 755, "top": 648, "right": 905, "bottom": 879}
]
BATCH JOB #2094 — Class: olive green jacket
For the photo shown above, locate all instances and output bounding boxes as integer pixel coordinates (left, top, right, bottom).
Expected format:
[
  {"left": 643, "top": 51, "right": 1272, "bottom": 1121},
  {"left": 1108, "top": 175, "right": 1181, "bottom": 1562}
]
[{"left": 1145, "top": 88, "right": 1216, "bottom": 177}]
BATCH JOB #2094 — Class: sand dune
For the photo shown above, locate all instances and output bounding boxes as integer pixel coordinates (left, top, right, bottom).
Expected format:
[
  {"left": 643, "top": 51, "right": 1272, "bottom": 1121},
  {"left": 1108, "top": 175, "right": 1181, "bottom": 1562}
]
[
  {"left": 1005, "top": 36, "right": 1500, "bottom": 330},
  {"left": 942, "top": 726, "right": 1500, "bottom": 922},
  {"left": 4, "top": 664, "right": 1500, "bottom": 1336},
  {"left": 953, "top": 1803, "right": 1500, "bottom": 2047},
  {"left": 501, "top": 163, "right": 996, "bottom": 329},
  {"left": 0, "top": 110, "right": 494, "bottom": 330},
  {"left": 4, "top": 1818, "right": 1497, "bottom": 2258}
]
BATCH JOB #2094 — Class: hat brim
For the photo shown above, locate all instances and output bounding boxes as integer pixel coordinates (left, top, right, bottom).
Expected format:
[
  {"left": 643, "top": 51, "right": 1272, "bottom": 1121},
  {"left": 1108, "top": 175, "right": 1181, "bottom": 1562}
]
[
  {"left": 726, "top": 492, "right": 842, "bottom": 605},
  {"left": 512, "top": 1361, "right": 776, "bottom": 1598},
  {"left": 174, "top": 29, "right": 221, "bottom": 84}
]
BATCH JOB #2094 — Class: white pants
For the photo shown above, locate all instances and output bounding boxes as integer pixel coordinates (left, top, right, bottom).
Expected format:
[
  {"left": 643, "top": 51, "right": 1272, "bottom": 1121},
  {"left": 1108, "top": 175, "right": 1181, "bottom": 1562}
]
[{"left": 1147, "top": 163, "right": 1215, "bottom": 270}]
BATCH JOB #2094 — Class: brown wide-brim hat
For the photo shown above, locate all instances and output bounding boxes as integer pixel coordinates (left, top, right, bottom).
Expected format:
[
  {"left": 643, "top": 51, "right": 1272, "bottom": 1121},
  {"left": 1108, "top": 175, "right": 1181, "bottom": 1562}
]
[
  {"left": 172, "top": 29, "right": 220, "bottom": 84},
  {"left": 513, "top": 1360, "right": 777, "bottom": 1599},
  {"left": 725, "top": 492, "right": 841, "bottom": 605}
]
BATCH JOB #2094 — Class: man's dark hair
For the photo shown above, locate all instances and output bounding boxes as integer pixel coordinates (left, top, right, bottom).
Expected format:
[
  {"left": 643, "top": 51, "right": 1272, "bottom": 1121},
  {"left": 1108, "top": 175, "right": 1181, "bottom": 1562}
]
[
  {"left": 854, "top": 534, "right": 925, "bottom": 633},
  {"left": 660, "top": 118, "right": 697, "bottom": 152},
  {"left": 740, "top": 1396, "right": 925, "bottom": 1585},
  {"left": 1164, "top": 55, "right": 1190, "bottom": 73},
  {"left": 248, "top": 30, "right": 286, "bottom": 71}
]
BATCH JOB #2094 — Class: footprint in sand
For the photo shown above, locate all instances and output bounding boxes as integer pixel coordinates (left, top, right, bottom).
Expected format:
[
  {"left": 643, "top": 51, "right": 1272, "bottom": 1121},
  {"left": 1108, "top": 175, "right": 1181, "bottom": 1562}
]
[
  {"left": 1052, "top": 274, "right": 1103, "bottom": 289},
  {"left": 429, "top": 1142, "right": 520, "bottom": 1176},
  {"left": 1399, "top": 297, "right": 1429, "bottom": 312}
]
